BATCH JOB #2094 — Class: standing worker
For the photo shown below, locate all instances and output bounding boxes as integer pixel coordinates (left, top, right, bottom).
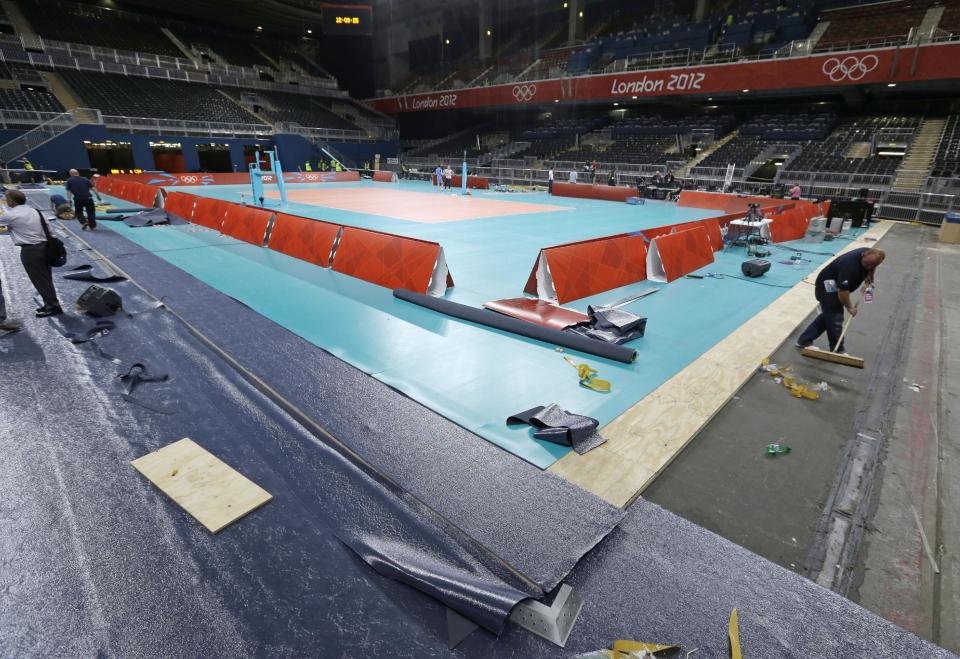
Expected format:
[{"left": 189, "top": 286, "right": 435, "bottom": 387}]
[
  {"left": 334, "top": 161, "right": 342, "bottom": 173},
  {"left": 796, "top": 247, "right": 885, "bottom": 354},
  {"left": 65, "top": 169, "right": 98, "bottom": 230},
  {"left": 21, "top": 157, "right": 35, "bottom": 184},
  {"left": 0, "top": 189, "right": 63, "bottom": 317},
  {"left": 547, "top": 168, "right": 554, "bottom": 193},
  {"left": 434, "top": 164, "right": 444, "bottom": 191},
  {"left": 443, "top": 164, "right": 454, "bottom": 191},
  {"left": 305, "top": 161, "right": 312, "bottom": 172},
  {"left": 790, "top": 182, "right": 802, "bottom": 200}
]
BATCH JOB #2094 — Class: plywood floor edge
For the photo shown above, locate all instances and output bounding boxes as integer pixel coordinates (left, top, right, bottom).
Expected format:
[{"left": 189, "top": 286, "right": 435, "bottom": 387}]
[{"left": 549, "top": 221, "right": 895, "bottom": 507}]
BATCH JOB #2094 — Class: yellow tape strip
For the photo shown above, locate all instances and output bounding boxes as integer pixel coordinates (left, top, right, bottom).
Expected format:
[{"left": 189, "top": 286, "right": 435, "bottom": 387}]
[
  {"left": 729, "top": 608, "right": 742, "bottom": 659},
  {"left": 564, "top": 356, "right": 611, "bottom": 392}
]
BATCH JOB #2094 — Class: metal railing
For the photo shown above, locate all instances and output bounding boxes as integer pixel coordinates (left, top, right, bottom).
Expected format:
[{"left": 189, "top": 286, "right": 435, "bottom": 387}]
[
  {"left": 273, "top": 122, "right": 372, "bottom": 144},
  {"left": 0, "top": 108, "right": 102, "bottom": 161},
  {"left": 101, "top": 115, "right": 273, "bottom": 137}
]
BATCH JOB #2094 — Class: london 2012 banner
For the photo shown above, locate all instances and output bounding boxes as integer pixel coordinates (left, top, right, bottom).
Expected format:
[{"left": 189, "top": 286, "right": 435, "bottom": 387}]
[{"left": 368, "top": 42, "right": 960, "bottom": 114}]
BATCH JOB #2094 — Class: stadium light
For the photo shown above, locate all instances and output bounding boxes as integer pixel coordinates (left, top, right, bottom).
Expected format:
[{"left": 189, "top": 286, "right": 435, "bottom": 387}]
[
  {"left": 742, "top": 89, "right": 749, "bottom": 92},
  {"left": 486, "top": 29, "right": 492, "bottom": 36},
  {"left": 563, "top": 2, "right": 568, "bottom": 7},
  {"left": 887, "top": 83, "right": 897, "bottom": 87},
  {"left": 613, "top": 102, "right": 619, "bottom": 106},
  {"left": 256, "top": 26, "right": 263, "bottom": 31},
  {"left": 631, "top": 95, "right": 637, "bottom": 99},
  {"left": 307, "top": 29, "right": 312, "bottom": 34},
  {"left": 579, "top": 10, "right": 584, "bottom": 17},
  {"left": 445, "top": 39, "right": 451, "bottom": 45}
]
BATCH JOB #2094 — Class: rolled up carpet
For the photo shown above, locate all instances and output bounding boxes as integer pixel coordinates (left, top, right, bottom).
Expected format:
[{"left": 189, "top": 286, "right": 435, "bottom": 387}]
[{"left": 393, "top": 288, "right": 637, "bottom": 364}]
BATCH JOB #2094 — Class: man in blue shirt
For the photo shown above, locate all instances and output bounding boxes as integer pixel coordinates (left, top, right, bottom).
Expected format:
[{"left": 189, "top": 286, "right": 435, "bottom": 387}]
[
  {"left": 434, "top": 165, "right": 443, "bottom": 191},
  {"left": 65, "top": 168, "right": 100, "bottom": 230},
  {"left": 796, "top": 247, "right": 885, "bottom": 353}
]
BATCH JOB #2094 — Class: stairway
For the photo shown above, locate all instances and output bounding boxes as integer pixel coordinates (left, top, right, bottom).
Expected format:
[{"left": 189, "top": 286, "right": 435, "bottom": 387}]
[
  {"left": 0, "top": 0, "right": 37, "bottom": 36},
  {"left": 844, "top": 141, "right": 871, "bottom": 158},
  {"left": 915, "top": 6, "right": 945, "bottom": 41},
  {"left": 41, "top": 71, "right": 84, "bottom": 110},
  {"left": 807, "top": 21, "right": 830, "bottom": 50},
  {"left": 676, "top": 130, "right": 738, "bottom": 176},
  {"left": 892, "top": 117, "right": 946, "bottom": 192},
  {"left": 0, "top": 109, "right": 101, "bottom": 162}
]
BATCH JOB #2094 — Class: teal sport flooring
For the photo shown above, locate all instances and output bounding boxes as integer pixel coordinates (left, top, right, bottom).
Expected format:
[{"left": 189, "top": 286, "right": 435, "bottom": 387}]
[{"left": 89, "top": 180, "right": 856, "bottom": 468}]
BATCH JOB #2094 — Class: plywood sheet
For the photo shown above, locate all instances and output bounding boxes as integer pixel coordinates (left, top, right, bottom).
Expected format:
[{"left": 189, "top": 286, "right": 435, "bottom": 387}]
[
  {"left": 132, "top": 438, "right": 272, "bottom": 533},
  {"left": 550, "top": 222, "right": 893, "bottom": 506}
]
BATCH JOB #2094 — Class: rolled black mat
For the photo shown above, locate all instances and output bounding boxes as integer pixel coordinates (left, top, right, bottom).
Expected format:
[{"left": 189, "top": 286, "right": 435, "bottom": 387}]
[{"left": 393, "top": 289, "right": 637, "bottom": 363}]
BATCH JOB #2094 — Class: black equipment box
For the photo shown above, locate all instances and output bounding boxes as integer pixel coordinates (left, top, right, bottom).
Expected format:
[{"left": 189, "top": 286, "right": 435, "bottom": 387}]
[
  {"left": 76, "top": 285, "right": 123, "bottom": 317},
  {"left": 741, "top": 259, "right": 772, "bottom": 278}
]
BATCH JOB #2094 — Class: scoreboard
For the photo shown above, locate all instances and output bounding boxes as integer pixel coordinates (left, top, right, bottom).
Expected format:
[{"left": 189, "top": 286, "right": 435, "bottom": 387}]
[{"left": 322, "top": 3, "right": 372, "bottom": 35}]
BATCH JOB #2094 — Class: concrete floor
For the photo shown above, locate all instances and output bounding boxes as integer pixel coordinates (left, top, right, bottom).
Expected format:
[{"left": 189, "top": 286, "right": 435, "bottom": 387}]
[{"left": 645, "top": 224, "right": 959, "bottom": 653}]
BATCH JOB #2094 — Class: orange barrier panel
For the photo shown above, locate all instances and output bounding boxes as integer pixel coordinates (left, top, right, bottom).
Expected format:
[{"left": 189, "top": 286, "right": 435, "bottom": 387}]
[
  {"left": 768, "top": 207, "right": 810, "bottom": 243},
  {"left": 268, "top": 213, "right": 341, "bottom": 267},
  {"left": 647, "top": 225, "right": 715, "bottom": 282},
  {"left": 133, "top": 183, "right": 159, "bottom": 207},
  {"left": 192, "top": 196, "right": 230, "bottom": 231},
  {"left": 372, "top": 171, "right": 398, "bottom": 183},
  {"left": 333, "top": 226, "right": 453, "bottom": 295},
  {"left": 98, "top": 177, "right": 112, "bottom": 194},
  {"left": 163, "top": 191, "right": 198, "bottom": 221},
  {"left": 523, "top": 234, "right": 647, "bottom": 304},
  {"left": 221, "top": 205, "right": 273, "bottom": 245},
  {"left": 551, "top": 182, "right": 636, "bottom": 202}
]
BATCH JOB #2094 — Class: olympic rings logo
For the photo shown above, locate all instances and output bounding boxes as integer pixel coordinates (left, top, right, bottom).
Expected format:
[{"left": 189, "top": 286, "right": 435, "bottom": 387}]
[
  {"left": 821, "top": 54, "right": 878, "bottom": 82},
  {"left": 512, "top": 83, "right": 537, "bottom": 102},
  {"left": 181, "top": 175, "right": 198, "bottom": 183}
]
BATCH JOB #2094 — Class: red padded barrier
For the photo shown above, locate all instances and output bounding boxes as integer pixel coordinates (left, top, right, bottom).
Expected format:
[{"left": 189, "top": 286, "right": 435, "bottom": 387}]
[
  {"left": 550, "top": 182, "right": 635, "bottom": 202},
  {"left": 221, "top": 205, "right": 272, "bottom": 245},
  {"left": 768, "top": 207, "right": 810, "bottom": 243},
  {"left": 372, "top": 171, "right": 397, "bottom": 183},
  {"left": 432, "top": 174, "right": 490, "bottom": 190},
  {"left": 677, "top": 190, "right": 794, "bottom": 214},
  {"left": 98, "top": 177, "right": 112, "bottom": 194},
  {"left": 268, "top": 213, "right": 340, "bottom": 267},
  {"left": 333, "top": 227, "right": 447, "bottom": 294},
  {"left": 134, "top": 183, "right": 159, "bottom": 207},
  {"left": 163, "top": 191, "right": 197, "bottom": 220},
  {"left": 192, "top": 196, "right": 229, "bottom": 230},
  {"left": 647, "top": 225, "right": 715, "bottom": 282},
  {"left": 523, "top": 234, "right": 647, "bottom": 304}
]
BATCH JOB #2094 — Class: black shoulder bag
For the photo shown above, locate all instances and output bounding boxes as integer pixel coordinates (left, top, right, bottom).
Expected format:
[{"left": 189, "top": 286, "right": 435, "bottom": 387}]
[{"left": 37, "top": 209, "right": 67, "bottom": 267}]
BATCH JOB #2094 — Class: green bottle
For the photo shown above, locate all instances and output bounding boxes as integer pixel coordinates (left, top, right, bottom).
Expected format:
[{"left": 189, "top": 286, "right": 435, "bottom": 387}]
[{"left": 767, "top": 443, "right": 791, "bottom": 456}]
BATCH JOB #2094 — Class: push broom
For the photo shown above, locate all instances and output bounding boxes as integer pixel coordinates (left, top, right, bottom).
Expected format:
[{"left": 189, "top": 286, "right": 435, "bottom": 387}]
[{"left": 800, "top": 298, "right": 865, "bottom": 369}]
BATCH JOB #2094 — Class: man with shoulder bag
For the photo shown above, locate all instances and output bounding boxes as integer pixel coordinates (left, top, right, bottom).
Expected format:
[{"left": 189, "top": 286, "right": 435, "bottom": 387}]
[{"left": 0, "top": 189, "right": 64, "bottom": 317}]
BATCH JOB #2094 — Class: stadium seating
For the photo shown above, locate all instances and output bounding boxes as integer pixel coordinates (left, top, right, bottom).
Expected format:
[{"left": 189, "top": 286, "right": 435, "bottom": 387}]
[
  {"left": 0, "top": 87, "right": 64, "bottom": 113},
  {"left": 226, "top": 90, "right": 360, "bottom": 131},
  {"left": 814, "top": 1, "right": 929, "bottom": 51},
  {"left": 698, "top": 135, "right": 771, "bottom": 169},
  {"left": 782, "top": 116, "right": 920, "bottom": 178},
  {"left": 21, "top": 0, "right": 183, "bottom": 58},
  {"left": 932, "top": 114, "right": 960, "bottom": 178},
  {"left": 59, "top": 70, "right": 260, "bottom": 123}
]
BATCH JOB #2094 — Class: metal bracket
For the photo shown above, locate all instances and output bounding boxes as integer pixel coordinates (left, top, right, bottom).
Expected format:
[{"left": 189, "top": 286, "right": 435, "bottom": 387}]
[{"left": 509, "top": 583, "right": 584, "bottom": 647}]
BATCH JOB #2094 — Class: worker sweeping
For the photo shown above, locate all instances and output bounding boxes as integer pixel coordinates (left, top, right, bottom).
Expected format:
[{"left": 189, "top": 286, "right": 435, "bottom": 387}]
[{"left": 796, "top": 247, "right": 885, "bottom": 355}]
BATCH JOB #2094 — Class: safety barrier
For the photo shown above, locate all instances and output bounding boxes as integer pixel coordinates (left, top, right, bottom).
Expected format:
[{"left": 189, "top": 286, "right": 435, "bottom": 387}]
[
  {"left": 677, "top": 190, "right": 794, "bottom": 214},
  {"left": 192, "top": 196, "right": 230, "bottom": 231},
  {"left": 550, "top": 182, "right": 636, "bottom": 202},
  {"left": 333, "top": 226, "right": 454, "bottom": 295},
  {"left": 104, "top": 171, "right": 361, "bottom": 187},
  {"left": 640, "top": 217, "right": 725, "bottom": 251},
  {"left": 268, "top": 212, "right": 341, "bottom": 268},
  {"left": 221, "top": 205, "right": 273, "bottom": 246},
  {"left": 372, "top": 170, "right": 398, "bottom": 183},
  {"left": 431, "top": 175, "right": 490, "bottom": 190},
  {"left": 647, "top": 225, "right": 715, "bottom": 283},
  {"left": 523, "top": 234, "right": 648, "bottom": 303},
  {"left": 100, "top": 177, "right": 159, "bottom": 208},
  {"left": 162, "top": 191, "right": 198, "bottom": 222}
]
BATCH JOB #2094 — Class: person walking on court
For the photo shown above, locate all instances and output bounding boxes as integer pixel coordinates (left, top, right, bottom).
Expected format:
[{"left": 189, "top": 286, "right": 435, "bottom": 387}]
[
  {"left": 547, "top": 168, "right": 554, "bottom": 193},
  {"left": 434, "top": 164, "right": 444, "bottom": 191},
  {"left": 796, "top": 247, "right": 884, "bottom": 354},
  {"left": 65, "top": 169, "right": 98, "bottom": 230},
  {"left": 0, "top": 189, "right": 63, "bottom": 317}
]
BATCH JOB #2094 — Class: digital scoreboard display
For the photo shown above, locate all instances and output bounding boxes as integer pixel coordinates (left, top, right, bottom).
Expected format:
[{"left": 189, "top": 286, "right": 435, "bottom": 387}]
[{"left": 322, "top": 4, "right": 372, "bottom": 35}]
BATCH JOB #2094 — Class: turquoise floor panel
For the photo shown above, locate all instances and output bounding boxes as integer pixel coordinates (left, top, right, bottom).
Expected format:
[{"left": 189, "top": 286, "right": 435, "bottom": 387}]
[{"left": 90, "top": 182, "right": 854, "bottom": 468}]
